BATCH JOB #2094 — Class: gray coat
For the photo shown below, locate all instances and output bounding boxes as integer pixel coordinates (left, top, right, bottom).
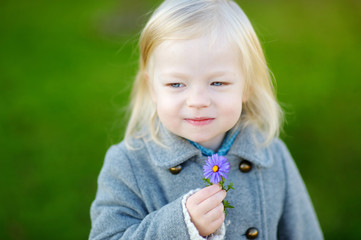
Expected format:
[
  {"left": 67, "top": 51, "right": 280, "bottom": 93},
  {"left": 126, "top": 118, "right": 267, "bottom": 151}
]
[{"left": 90, "top": 126, "right": 323, "bottom": 239}]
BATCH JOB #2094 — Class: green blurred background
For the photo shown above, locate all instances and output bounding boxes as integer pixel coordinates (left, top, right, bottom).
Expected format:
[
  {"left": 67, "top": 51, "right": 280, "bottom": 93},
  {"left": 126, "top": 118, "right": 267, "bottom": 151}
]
[{"left": 1, "top": 0, "right": 360, "bottom": 239}]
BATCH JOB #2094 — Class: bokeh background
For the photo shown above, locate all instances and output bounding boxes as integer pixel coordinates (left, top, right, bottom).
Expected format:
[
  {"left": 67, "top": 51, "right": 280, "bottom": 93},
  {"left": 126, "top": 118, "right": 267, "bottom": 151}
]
[{"left": 1, "top": 0, "right": 360, "bottom": 239}]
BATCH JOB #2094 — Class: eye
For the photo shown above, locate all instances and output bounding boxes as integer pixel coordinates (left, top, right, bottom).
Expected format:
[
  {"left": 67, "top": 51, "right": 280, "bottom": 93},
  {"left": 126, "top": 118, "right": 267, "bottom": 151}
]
[
  {"left": 168, "top": 83, "right": 185, "bottom": 88},
  {"left": 211, "top": 82, "right": 224, "bottom": 86}
]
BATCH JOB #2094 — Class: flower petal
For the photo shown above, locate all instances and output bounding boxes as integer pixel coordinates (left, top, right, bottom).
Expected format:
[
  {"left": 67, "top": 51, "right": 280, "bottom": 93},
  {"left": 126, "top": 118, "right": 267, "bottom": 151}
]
[
  {"left": 203, "top": 154, "right": 231, "bottom": 183},
  {"left": 213, "top": 173, "right": 221, "bottom": 184}
]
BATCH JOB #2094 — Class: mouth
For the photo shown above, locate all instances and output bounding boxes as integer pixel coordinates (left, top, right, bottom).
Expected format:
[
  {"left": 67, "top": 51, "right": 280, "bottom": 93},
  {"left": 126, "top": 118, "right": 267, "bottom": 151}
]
[{"left": 185, "top": 117, "right": 215, "bottom": 126}]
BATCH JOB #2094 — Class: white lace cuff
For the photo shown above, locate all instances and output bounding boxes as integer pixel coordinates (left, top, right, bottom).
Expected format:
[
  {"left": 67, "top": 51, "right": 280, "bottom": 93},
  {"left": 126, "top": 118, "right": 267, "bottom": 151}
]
[{"left": 181, "top": 189, "right": 226, "bottom": 240}]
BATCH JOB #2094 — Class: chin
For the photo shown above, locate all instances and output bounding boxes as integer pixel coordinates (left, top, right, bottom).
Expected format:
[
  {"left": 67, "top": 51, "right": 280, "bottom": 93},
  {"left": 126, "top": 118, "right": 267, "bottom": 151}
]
[{"left": 186, "top": 135, "right": 213, "bottom": 144}]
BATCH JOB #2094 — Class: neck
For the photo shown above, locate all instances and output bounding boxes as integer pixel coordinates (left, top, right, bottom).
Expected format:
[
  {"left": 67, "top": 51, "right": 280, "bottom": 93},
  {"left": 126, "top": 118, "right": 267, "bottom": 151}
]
[{"left": 198, "top": 133, "right": 226, "bottom": 152}]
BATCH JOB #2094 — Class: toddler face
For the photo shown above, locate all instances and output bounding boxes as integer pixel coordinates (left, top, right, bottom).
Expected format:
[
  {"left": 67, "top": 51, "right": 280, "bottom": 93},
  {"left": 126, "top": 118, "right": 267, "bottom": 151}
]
[{"left": 149, "top": 36, "right": 246, "bottom": 151}]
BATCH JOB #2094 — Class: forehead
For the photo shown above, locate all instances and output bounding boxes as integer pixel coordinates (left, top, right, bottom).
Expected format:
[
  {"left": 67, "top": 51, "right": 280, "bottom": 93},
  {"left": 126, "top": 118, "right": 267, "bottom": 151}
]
[
  {"left": 155, "top": 33, "right": 238, "bottom": 55},
  {"left": 151, "top": 36, "right": 241, "bottom": 75}
]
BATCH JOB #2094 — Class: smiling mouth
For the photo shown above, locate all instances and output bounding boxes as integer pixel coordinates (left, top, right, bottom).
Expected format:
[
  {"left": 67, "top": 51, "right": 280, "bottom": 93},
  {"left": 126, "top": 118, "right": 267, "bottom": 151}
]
[{"left": 185, "top": 118, "right": 215, "bottom": 126}]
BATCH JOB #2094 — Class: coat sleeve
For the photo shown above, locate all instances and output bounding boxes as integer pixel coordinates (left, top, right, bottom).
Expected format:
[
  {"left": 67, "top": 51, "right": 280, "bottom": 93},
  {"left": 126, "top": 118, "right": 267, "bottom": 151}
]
[
  {"left": 89, "top": 145, "right": 191, "bottom": 240},
  {"left": 276, "top": 140, "right": 324, "bottom": 240}
]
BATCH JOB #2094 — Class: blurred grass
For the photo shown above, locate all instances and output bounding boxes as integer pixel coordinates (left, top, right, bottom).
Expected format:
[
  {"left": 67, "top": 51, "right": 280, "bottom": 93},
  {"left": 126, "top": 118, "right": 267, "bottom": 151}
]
[{"left": 0, "top": 0, "right": 360, "bottom": 239}]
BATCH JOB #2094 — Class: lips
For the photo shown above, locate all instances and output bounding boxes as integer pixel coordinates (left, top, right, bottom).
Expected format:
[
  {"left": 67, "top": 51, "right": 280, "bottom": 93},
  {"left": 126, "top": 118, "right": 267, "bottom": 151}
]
[{"left": 185, "top": 117, "right": 215, "bottom": 126}]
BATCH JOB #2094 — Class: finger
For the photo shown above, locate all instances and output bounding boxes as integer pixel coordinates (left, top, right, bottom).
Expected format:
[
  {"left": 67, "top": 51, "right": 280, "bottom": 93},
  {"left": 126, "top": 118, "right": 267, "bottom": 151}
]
[
  {"left": 205, "top": 202, "right": 225, "bottom": 222},
  {"left": 192, "top": 190, "right": 226, "bottom": 216},
  {"left": 200, "top": 190, "right": 226, "bottom": 212},
  {"left": 207, "top": 209, "right": 225, "bottom": 233},
  {"left": 189, "top": 184, "right": 222, "bottom": 205}
]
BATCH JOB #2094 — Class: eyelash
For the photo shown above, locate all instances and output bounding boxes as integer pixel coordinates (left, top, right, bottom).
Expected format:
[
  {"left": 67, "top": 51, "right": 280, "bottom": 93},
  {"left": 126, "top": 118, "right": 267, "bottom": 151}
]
[
  {"left": 212, "top": 81, "right": 231, "bottom": 87},
  {"left": 166, "top": 83, "right": 185, "bottom": 88},
  {"left": 166, "top": 81, "right": 228, "bottom": 88},
  {"left": 211, "top": 82, "right": 224, "bottom": 86}
]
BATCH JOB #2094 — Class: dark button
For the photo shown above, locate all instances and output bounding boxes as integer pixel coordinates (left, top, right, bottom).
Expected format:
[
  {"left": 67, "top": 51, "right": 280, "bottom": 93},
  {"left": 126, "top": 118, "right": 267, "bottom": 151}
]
[
  {"left": 169, "top": 165, "right": 182, "bottom": 174},
  {"left": 246, "top": 227, "right": 259, "bottom": 239},
  {"left": 239, "top": 160, "right": 252, "bottom": 173}
]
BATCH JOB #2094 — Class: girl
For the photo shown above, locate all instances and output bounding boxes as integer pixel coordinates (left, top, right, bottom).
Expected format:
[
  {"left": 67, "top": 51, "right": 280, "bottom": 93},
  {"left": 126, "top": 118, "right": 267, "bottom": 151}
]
[{"left": 89, "top": 0, "right": 323, "bottom": 239}]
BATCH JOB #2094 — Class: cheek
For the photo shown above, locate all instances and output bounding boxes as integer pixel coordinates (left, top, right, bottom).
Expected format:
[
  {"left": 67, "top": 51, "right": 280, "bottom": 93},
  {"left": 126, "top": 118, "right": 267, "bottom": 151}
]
[
  {"left": 155, "top": 97, "right": 179, "bottom": 120},
  {"left": 155, "top": 90, "right": 183, "bottom": 109},
  {"left": 225, "top": 104, "right": 243, "bottom": 119},
  {"left": 220, "top": 95, "right": 243, "bottom": 119},
  {"left": 156, "top": 101, "right": 182, "bottom": 131}
]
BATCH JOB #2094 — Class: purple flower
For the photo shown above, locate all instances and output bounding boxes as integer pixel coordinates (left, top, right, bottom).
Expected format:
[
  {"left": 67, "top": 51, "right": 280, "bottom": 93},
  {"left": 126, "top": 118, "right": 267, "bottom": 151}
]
[{"left": 203, "top": 154, "right": 230, "bottom": 184}]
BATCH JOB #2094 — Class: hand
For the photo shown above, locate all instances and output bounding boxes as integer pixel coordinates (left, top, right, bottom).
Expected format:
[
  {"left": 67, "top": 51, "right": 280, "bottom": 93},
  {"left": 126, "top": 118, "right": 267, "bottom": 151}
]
[{"left": 186, "top": 184, "right": 226, "bottom": 236}]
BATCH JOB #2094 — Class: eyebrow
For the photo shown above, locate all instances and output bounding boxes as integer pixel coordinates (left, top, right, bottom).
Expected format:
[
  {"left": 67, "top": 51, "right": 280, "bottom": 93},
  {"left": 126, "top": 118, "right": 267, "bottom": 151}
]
[
  {"left": 160, "top": 71, "right": 236, "bottom": 79},
  {"left": 159, "top": 72, "right": 189, "bottom": 79}
]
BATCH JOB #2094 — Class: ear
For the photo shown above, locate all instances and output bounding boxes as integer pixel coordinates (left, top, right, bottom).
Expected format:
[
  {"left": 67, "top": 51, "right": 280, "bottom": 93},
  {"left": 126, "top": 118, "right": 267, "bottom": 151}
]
[{"left": 145, "top": 72, "right": 157, "bottom": 103}]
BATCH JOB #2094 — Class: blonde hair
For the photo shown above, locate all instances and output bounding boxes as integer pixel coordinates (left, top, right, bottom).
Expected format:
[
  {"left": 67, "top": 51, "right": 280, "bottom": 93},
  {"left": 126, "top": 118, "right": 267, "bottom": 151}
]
[{"left": 125, "top": 0, "right": 283, "bottom": 147}]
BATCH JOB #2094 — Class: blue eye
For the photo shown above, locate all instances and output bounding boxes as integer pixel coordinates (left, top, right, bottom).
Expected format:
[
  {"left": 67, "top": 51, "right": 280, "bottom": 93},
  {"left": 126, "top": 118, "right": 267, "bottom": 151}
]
[
  {"left": 169, "top": 83, "right": 184, "bottom": 88},
  {"left": 211, "top": 82, "right": 223, "bottom": 86}
]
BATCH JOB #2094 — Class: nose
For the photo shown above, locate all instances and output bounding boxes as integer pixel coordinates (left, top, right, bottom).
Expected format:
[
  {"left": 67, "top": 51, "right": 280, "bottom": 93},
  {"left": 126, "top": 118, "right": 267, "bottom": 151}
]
[{"left": 186, "top": 85, "right": 211, "bottom": 109}]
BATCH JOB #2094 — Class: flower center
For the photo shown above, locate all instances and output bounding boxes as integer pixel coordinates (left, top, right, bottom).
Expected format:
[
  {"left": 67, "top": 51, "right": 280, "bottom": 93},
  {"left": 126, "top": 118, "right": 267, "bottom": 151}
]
[{"left": 212, "top": 165, "right": 219, "bottom": 172}]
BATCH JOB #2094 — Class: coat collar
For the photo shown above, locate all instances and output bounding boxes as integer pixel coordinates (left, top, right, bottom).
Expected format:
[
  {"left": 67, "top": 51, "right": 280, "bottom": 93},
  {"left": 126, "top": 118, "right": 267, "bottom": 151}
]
[
  {"left": 143, "top": 124, "right": 274, "bottom": 169},
  {"left": 227, "top": 126, "right": 274, "bottom": 168}
]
